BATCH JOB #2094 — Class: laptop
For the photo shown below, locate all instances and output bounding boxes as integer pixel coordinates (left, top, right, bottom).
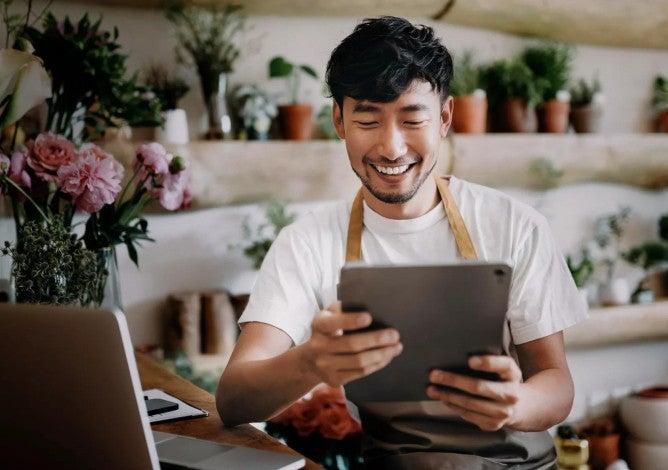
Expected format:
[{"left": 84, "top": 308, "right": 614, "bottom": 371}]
[{"left": 0, "top": 303, "right": 305, "bottom": 470}]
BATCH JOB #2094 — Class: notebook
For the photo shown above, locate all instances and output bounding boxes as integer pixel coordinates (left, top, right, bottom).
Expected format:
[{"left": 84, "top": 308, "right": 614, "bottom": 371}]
[
  {"left": 338, "top": 262, "right": 511, "bottom": 403},
  {"left": 0, "top": 303, "right": 305, "bottom": 470}
]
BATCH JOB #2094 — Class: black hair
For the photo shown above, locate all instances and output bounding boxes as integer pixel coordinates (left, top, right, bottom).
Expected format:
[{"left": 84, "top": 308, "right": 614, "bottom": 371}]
[{"left": 325, "top": 16, "right": 453, "bottom": 108}]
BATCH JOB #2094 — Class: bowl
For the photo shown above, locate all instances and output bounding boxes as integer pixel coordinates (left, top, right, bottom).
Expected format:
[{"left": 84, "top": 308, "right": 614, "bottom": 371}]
[
  {"left": 619, "top": 386, "right": 668, "bottom": 443},
  {"left": 625, "top": 437, "right": 668, "bottom": 470}
]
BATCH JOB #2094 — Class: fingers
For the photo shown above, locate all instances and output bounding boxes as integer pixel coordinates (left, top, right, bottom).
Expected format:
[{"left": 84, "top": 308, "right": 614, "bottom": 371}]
[
  {"left": 468, "top": 355, "right": 523, "bottom": 382},
  {"left": 312, "top": 302, "right": 373, "bottom": 336},
  {"left": 314, "top": 343, "right": 403, "bottom": 386}
]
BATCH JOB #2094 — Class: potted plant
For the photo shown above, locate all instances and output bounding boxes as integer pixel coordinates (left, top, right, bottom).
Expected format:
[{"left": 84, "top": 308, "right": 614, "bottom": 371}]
[
  {"left": 521, "top": 42, "right": 574, "bottom": 133},
  {"left": 590, "top": 206, "right": 632, "bottom": 306},
  {"left": 566, "top": 249, "right": 595, "bottom": 306},
  {"left": 569, "top": 74, "right": 604, "bottom": 133},
  {"left": 144, "top": 63, "right": 190, "bottom": 144},
  {"left": 240, "top": 199, "right": 296, "bottom": 269},
  {"left": 623, "top": 213, "right": 668, "bottom": 301},
  {"left": 450, "top": 51, "right": 487, "bottom": 134},
  {"left": 229, "top": 84, "right": 277, "bottom": 140},
  {"left": 481, "top": 58, "right": 541, "bottom": 133},
  {"left": 652, "top": 75, "right": 668, "bottom": 132},
  {"left": 165, "top": 2, "right": 246, "bottom": 140},
  {"left": 268, "top": 55, "right": 319, "bottom": 140}
]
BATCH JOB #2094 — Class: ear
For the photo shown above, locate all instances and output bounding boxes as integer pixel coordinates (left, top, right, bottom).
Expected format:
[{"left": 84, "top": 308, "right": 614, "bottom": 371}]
[
  {"left": 332, "top": 100, "right": 345, "bottom": 139},
  {"left": 440, "top": 96, "right": 454, "bottom": 138}
]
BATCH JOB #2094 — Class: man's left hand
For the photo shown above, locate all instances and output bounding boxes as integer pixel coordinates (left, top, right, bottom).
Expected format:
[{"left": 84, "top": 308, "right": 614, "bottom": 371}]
[{"left": 426, "top": 355, "right": 523, "bottom": 431}]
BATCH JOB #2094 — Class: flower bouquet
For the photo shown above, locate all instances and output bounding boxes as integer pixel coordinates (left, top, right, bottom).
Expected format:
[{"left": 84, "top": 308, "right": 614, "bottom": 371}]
[
  {"left": 1, "top": 4, "right": 188, "bottom": 307},
  {"left": 1, "top": 133, "right": 191, "bottom": 306},
  {"left": 265, "top": 385, "right": 364, "bottom": 470}
]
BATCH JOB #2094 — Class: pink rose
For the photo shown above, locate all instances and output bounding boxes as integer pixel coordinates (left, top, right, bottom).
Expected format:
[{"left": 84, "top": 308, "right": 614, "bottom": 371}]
[
  {"left": 26, "top": 132, "right": 77, "bottom": 182},
  {"left": 134, "top": 142, "right": 169, "bottom": 176},
  {"left": 58, "top": 151, "right": 124, "bottom": 213}
]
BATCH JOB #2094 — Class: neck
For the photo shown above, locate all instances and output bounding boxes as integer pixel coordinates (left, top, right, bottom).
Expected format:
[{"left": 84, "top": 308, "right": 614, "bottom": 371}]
[{"left": 363, "top": 176, "right": 441, "bottom": 220}]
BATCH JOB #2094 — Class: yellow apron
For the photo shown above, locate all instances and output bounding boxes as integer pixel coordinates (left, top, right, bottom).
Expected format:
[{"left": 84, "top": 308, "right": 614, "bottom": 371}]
[{"left": 344, "top": 176, "right": 557, "bottom": 469}]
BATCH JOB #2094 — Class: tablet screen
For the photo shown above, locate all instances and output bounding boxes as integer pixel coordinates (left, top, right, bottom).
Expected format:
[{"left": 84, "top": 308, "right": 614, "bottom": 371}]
[{"left": 338, "top": 262, "right": 511, "bottom": 403}]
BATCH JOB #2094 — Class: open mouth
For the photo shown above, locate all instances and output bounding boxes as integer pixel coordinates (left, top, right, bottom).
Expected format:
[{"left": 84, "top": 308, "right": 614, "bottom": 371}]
[{"left": 371, "top": 163, "right": 413, "bottom": 175}]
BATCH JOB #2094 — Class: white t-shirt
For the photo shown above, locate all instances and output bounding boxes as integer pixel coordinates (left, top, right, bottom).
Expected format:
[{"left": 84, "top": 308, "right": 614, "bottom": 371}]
[{"left": 240, "top": 177, "right": 587, "bottom": 351}]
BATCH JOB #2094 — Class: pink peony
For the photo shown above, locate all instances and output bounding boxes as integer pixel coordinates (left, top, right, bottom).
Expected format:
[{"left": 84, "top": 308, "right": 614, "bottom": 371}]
[
  {"left": 26, "top": 132, "right": 77, "bottom": 182},
  {"left": 58, "top": 152, "right": 124, "bottom": 213},
  {"left": 8, "top": 149, "right": 32, "bottom": 188},
  {"left": 134, "top": 142, "right": 169, "bottom": 176},
  {"left": 157, "top": 170, "right": 192, "bottom": 211}
]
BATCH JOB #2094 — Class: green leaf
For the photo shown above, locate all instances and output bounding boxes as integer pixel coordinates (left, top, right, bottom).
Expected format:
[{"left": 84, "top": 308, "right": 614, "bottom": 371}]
[
  {"left": 299, "top": 64, "right": 318, "bottom": 79},
  {"left": 269, "top": 56, "right": 293, "bottom": 78}
]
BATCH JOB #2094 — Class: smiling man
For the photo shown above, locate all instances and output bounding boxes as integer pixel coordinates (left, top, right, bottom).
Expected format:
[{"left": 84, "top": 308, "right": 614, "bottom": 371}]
[{"left": 217, "top": 16, "right": 587, "bottom": 469}]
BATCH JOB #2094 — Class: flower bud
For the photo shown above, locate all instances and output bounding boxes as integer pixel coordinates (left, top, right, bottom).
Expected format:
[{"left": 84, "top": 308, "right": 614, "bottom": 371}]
[{"left": 169, "top": 155, "right": 187, "bottom": 174}]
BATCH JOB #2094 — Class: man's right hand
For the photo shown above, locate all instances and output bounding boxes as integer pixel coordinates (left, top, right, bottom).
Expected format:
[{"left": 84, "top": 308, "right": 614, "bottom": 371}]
[{"left": 298, "top": 301, "right": 403, "bottom": 387}]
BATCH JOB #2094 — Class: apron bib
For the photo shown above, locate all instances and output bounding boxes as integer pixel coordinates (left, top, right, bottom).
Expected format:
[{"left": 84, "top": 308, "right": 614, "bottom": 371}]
[{"left": 344, "top": 176, "right": 557, "bottom": 469}]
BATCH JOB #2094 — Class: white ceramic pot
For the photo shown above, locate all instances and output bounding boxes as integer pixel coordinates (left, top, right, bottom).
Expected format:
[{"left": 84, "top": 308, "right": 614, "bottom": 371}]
[
  {"left": 619, "top": 388, "right": 668, "bottom": 443},
  {"left": 598, "top": 278, "right": 631, "bottom": 306},
  {"left": 625, "top": 437, "right": 668, "bottom": 470},
  {"left": 155, "top": 108, "right": 189, "bottom": 145}
]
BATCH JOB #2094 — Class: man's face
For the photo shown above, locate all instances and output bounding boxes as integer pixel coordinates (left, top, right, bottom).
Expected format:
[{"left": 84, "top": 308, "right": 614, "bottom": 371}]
[{"left": 333, "top": 80, "right": 452, "bottom": 213}]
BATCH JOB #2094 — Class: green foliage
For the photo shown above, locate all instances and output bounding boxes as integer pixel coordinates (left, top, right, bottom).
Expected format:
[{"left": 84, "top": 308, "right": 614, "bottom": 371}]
[
  {"left": 594, "top": 206, "right": 631, "bottom": 281},
  {"left": 242, "top": 200, "right": 296, "bottom": 269},
  {"left": 623, "top": 214, "right": 668, "bottom": 271},
  {"left": 480, "top": 59, "right": 542, "bottom": 107},
  {"left": 316, "top": 103, "right": 340, "bottom": 140},
  {"left": 1, "top": 215, "right": 105, "bottom": 305},
  {"left": 143, "top": 63, "right": 190, "bottom": 111},
  {"left": 529, "top": 157, "right": 563, "bottom": 189},
  {"left": 450, "top": 51, "right": 484, "bottom": 97},
  {"left": 22, "top": 12, "right": 161, "bottom": 143},
  {"left": 164, "top": 1, "right": 245, "bottom": 100},
  {"left": 570, "top": 75, "right": 602, "bottom": 107},
  {"left": 566, "top": 251, "right": 595, "bottom": 288},
  {"left": 652, "top": 75, "right": 668, "bottom": 114},
  {"left": 269, "top": 56, "right": 318, "bottom": 104},
  {"left": 521, "top": 42, "right": 573, "bottom": 103}
]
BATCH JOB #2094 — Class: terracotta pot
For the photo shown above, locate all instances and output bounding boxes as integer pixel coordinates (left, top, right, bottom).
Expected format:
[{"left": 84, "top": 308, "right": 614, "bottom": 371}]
[
  {"left": 586, "top": 434, "right": 620, "bottom": 470},
  {"left": 500, "top": 98, "right": 537, "bottom": 133},
  {"left": 570, "top": 105, "right": 602, "bottom": 133},
  {"left": 537, "top": 99, "right": 571, "bottom": 133},
  {"left": 452, "top": 95, "right": 487, "bottom": 134},
  {"left": 659, "top": 110, "right": 668, "bottom": 133},
  {"left": 277, "top": 104, "right": 314, "bottom": 140}
]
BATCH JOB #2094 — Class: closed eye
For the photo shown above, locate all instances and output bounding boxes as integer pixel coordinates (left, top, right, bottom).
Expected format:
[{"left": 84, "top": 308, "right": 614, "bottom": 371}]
[
  {"left": 353, "top": 120, "right": 378, "bottom": 128},
  {"left": 405, "top": 120, "right": 427, "bottom": 127}
]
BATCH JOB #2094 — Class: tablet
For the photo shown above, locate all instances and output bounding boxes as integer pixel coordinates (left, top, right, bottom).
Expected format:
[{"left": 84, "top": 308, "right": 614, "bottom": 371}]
[{"left": 338, "top": 262, "right": 511, "bottom": 403}]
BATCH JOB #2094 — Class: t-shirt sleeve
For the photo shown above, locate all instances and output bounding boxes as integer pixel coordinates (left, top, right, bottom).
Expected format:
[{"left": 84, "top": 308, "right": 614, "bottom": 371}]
[
  {"left": 507, "top": 214, "right": 588, "bottom": 344},
  {"left": 238, "top": 223, "right": 321, "bottom": 345}
]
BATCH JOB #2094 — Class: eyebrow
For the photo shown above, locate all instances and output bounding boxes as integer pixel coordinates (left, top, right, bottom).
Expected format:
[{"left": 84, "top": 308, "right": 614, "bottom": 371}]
[{"left": 351, "top": 102, "right": 430, "bottom": 113}]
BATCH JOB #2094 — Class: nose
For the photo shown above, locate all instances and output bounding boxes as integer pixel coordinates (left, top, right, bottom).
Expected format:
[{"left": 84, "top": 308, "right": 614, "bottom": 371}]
[{"left": 377, "top": 123, "right": 407, "bottom": 160}]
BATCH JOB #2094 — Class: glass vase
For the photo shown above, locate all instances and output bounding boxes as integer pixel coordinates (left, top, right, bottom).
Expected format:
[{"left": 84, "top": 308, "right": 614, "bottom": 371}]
[
  {"left": 96, "top": 247, "right": 123, "bottom": 311},
  {"left": 203, "top": 72, "right": 232, "bottom": 140}
]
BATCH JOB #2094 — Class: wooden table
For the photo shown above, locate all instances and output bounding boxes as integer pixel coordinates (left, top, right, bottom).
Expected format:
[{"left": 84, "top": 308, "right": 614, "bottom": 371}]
[{"left": 136, "top": 353, "right": 320, "bottom": 469}]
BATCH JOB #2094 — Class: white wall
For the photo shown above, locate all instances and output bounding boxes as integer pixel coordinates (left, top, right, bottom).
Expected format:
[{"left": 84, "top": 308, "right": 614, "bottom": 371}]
[{"left": 11, "top": 1, "right": 668, "bottom": 135}]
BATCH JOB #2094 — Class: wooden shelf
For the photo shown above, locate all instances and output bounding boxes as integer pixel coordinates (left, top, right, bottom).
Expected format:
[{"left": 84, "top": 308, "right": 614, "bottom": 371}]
[
  {"left": 565, "top": 299, "right": 668, "bottom": 349},
  {"left": 99, "top": 134, "right": 668, "bottom": 209}
]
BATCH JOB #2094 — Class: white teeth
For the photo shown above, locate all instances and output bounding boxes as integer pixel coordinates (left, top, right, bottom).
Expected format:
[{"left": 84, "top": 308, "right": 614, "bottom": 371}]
[{"left": 374, "top": 164, "right": 410, "bottom": 175}]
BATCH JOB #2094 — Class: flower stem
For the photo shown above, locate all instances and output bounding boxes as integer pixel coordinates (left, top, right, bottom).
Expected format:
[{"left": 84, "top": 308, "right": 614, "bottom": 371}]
[{"left": 3, "top": 177, "right": 49, "bottom": 222}]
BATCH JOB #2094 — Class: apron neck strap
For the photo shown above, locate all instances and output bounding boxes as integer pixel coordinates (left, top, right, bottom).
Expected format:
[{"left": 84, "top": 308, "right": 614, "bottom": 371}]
[{"left": 345, "top": 176, "right": 478, "bottom": 262}]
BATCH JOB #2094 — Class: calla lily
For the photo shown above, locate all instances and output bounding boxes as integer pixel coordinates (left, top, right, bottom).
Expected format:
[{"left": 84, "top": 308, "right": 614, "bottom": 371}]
[{"left": 0, "top": 47, "right": 52, "bottom": 130}]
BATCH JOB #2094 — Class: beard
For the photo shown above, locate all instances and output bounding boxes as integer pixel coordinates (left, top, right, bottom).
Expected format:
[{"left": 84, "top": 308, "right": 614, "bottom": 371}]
[{"left": 352, "top": 158, "right": 437, "bottom": 204}]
